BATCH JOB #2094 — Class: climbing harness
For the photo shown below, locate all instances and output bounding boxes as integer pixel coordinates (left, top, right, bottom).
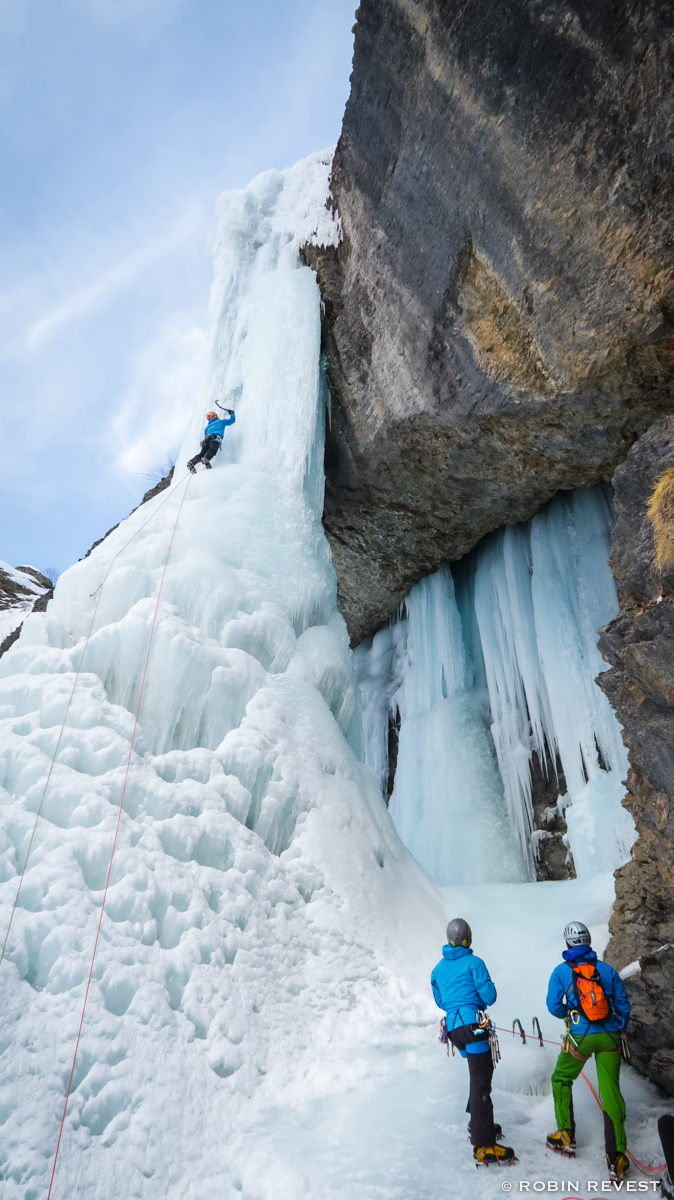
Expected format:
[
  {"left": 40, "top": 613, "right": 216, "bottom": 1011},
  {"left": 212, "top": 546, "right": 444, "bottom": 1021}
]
[
  {"left": 0, "top": 470, "right": 193, "bottom": 972},
  {"left": 438, "top": 1011, "right": 500, "bottom": 1065},
  {"left": 47, "top": 473, "right": 192, "bottom": 1199}
]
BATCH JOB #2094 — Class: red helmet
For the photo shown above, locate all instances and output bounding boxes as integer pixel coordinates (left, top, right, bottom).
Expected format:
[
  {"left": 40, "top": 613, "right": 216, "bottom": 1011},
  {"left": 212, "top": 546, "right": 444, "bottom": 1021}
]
[{"left": 206, "top": 411, "right": 218, "bottom": 420}]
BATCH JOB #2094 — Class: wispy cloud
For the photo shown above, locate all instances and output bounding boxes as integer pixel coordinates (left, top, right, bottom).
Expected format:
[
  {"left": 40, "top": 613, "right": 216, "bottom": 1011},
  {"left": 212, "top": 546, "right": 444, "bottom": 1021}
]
[
  {"left": 25, "top": 208, "right": 204, "bottom": 351},
  {"left": 110, "top": 315, "right": 208, "bottom": 476}
]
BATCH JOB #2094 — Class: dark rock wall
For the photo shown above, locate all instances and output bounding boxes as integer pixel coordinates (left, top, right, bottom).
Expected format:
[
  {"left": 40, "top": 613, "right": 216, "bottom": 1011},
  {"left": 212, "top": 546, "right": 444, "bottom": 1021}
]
[
  {"left": 0, "top": 565, "right": 53, "bottom": 660},
  {"left": 598, "top": 416, "right": 674, "bottom": 1094},
  {"left": 313, "top": 0, "right": 674, "bottom": 644}
]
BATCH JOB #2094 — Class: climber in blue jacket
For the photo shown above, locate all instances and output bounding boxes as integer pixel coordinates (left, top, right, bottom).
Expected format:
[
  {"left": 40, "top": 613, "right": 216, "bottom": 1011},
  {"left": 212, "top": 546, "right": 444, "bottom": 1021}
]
[
  {"left": 545, "top": 921, "right": 631, "bottom": 1179},
  {"left": 431, "top": 918, "right": 516, "bottom": 1166},
  {"left": 187, "top": 408, "right": 235, "bottom": 473}
]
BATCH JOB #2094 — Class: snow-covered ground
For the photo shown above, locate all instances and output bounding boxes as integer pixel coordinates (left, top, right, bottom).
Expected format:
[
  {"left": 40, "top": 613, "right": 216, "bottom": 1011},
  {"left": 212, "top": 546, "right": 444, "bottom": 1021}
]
[
  {"left": 223, "top": 876, "right": 667, "bottom": 1200},
  {"left": 0, "top": 152, "right": 670, "bottom": 1200}
]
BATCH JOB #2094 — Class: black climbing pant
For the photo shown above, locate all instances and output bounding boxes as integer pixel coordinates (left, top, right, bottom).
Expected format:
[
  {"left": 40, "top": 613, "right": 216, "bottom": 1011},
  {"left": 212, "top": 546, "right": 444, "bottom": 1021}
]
[
  {"left": 449, "top": 1023, "right": 495, "bottom": 1147},
  {"left": 659, "top": 1115, "right": 674, "bottom": 1177},
  {"left": 190, "top": 436, "right": 221, "bottom": 466}
]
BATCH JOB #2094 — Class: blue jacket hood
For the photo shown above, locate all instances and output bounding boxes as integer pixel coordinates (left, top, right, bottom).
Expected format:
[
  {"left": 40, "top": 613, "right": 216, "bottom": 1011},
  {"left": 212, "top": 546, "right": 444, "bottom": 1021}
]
[
  {"left": 442, "top": 944, "right": 472, "bottom": 961},
  {"left": 562, "top": 946, "right": 596, "bottom": 965}
]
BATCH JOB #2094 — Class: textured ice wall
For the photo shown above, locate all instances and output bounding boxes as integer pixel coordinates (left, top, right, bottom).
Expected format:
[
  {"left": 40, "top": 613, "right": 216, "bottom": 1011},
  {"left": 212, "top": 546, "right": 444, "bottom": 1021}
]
[
  {"left": 367, "top": 570, "right": 527, "bottom": 887},
  {"left": 0, "top": 152, "right": 440, "bottom": 1200},
  {"left": 356, "top": 486, "right": 635, "bottom": 884}
]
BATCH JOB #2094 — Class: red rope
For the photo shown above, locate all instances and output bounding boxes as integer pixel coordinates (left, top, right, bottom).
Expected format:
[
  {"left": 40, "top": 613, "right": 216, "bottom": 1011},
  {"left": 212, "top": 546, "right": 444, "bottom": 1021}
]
[
  {"left": 491, "top": 1024, "right": 667, "bottom": 1175},
  {"left": 46, "top": 474, "right": 191, "bottom": 1199}
]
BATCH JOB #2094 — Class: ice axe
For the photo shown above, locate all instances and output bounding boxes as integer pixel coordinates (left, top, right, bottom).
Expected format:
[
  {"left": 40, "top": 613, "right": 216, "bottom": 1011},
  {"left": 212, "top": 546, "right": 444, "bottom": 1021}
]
[{"left": 215, "top": 399, "right": 235, "bottom": 416}]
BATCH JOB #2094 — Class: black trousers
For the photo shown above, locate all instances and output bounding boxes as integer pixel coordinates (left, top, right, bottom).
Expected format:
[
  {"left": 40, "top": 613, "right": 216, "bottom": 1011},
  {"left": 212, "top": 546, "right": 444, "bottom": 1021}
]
[
  {"left": 190, "top": 436, "right": 220, "bottom": 465},
  {"left": 659, "top": 1115, "right": 674, "bottom": 1177},
  {"left": 449, "top": 1023, "right": 495, "bottom": 1147}
]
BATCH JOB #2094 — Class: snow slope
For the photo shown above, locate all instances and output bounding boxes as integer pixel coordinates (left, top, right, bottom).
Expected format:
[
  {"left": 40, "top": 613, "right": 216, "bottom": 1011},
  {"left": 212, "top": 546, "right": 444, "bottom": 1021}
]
[{"left": 0, "top": 152, "right": 669, "bottom": 1199}]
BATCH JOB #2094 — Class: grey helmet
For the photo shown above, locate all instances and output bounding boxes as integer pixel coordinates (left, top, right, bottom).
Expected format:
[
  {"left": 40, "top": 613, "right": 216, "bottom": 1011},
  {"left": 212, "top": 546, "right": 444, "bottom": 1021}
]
[
  {"left": 564, "top": 920, "right": 591, "bottom": 947},
  {"left": 446, "top": 918, "right": 472, "bottom": 947}
]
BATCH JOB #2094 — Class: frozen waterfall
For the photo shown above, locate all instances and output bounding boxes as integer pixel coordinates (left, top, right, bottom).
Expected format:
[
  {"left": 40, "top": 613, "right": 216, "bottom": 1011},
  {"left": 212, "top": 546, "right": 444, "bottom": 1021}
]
[
  {"left": 0, "top": 147, "right": 653, "bottom": 1200},
  {"left": 0, "top": 152, "right": 440, "bottom": 1200},
  {"left": 355, "top": 485, "right": 635, "bottom": 885}
]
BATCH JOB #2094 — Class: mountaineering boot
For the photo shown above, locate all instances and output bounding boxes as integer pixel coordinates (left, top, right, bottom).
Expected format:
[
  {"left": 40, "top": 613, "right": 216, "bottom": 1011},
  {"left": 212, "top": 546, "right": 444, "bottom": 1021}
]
[
  {"left": 546, "top": 1129, "right": 576, "bottom": 1156},
  {"left": 203, "top": 458, "right": 212, "bottom": 469},
  {"left": 607, "top": 1153, "right": 630, "bottom": 1181},
  {"left": 187, "top": 460, "right": 197, "bottom": 475},
  {"left": 660, "top": 1168, "right": 674, "bottom": 1200},
  {"left": 468, "top": 1122, "right": 503, "bottom": 1141},
  {"left": 473, "top": 1144, "right": 517, "bottom": 1167}
]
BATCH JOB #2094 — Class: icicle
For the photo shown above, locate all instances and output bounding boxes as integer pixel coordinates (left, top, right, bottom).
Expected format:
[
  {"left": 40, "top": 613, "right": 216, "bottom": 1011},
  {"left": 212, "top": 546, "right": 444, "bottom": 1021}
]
[
  {"left": 388, "top": 569, "right": 527, "bottom": 886},
  {"left": 530, "top": 487, "right": 633, "bottom": 874}
]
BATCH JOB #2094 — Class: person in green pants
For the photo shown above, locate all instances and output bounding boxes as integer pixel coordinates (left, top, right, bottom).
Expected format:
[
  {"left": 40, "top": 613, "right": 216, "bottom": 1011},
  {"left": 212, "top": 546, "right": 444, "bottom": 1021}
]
[{"left": 546, "top": 921, "right": 631, "bottom": 1181}]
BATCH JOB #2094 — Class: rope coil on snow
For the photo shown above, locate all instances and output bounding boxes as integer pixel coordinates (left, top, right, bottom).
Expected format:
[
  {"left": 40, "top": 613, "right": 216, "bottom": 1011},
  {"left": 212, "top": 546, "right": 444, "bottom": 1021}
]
[
  {"left": 47, "top": 473, "right": 191, "bottom": 1198},
  {"left": 0, "top": 471, "right": 192, "bottom": 972}
]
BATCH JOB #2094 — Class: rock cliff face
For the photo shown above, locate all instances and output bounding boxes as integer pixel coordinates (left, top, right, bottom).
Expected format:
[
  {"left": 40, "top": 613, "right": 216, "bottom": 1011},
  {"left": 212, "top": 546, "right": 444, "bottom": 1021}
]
[
  {"left": 598, "top": 416, "right": 674, "bottom": 1095},
  {"left": 0, "top": 565, "right": 53, "bottom": 659},
  {"left": 311, "top": 0, "right": 674, "bottom": 644}
]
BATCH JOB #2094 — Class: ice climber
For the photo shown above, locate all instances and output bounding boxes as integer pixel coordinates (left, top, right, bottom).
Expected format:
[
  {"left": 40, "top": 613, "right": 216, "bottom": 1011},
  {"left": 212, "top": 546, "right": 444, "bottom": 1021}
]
[
  {"left": 546, "top": 920, "right": 631, "bottom": 1181},
  {"left": 187, "top": 408, "right": 235, "bottom": 473},
  {"left": 431, "top": 918, "right": 516, "bottom": 1167}
]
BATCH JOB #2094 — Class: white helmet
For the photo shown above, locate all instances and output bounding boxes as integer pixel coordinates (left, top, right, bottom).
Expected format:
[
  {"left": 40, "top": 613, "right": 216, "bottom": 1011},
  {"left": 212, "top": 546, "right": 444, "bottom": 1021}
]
[{"left": 564, "top": 921, "right": 591, "bottom": 947}]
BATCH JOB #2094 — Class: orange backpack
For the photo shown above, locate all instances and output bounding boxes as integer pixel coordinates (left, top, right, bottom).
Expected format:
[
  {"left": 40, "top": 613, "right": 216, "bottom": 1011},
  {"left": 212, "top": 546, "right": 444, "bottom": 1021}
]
[{"left": 572, "top": 963, "right": 610, "bottom": 1022}]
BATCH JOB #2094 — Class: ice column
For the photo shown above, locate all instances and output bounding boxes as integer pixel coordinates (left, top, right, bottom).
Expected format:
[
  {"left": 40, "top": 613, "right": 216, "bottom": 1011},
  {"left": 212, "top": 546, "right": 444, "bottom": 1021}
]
[
  {"left": 473, "top": 524, "right": 555, "bottom": 873},
  {"left": 385, "top": 569, "right": 528, "bottom": 886},
  {"left": 529, "top": 488, "right": 634, "bottom": 875}
]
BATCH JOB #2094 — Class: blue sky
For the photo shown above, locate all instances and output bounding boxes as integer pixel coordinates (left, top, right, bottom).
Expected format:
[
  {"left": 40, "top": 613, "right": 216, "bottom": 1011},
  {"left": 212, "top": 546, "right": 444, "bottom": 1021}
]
[{"left": 0, "top": 0, "right": 356, "bottom": 575}]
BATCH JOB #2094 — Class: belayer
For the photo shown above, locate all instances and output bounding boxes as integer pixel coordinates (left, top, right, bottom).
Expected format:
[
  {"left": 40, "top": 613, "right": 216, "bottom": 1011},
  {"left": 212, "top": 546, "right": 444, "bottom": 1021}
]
[
  {"left": 187, "top": 407, "right": 235, "bottom": 474},
  {"left": 431, "top": 918, "right": 517, "bottom": 1167},
  {"left": 546, "top": 920, "right": 631, "bottom": 1181}
]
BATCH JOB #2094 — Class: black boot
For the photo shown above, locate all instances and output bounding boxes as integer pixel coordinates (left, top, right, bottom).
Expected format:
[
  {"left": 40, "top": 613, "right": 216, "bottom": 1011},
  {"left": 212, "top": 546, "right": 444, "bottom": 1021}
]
[{"left": 660, "top": 1169, "right": 674, "bottom": 1200}]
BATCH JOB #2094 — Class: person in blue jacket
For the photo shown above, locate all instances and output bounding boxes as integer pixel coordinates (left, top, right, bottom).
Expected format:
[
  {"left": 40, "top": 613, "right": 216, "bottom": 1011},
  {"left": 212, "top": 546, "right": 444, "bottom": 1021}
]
[
  {"left": 187, "top": 408, "right": 235, "bottom": 473},
  {"left": 546, "top": 920, "right": 631, "bottom": 1181},
  {"left": 431, "top": 918, "right": 516, "bottom": 1166}
]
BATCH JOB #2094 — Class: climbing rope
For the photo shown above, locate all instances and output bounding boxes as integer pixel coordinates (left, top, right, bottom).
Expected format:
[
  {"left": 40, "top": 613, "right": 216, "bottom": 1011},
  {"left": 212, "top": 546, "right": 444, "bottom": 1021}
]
[
  {"left": 0, "top": 470, "right": 192, "bottom": 972},
  {"left": 47, "top": 473, "right": 191, "bottom": 1199},
  {"left": 491, "top": 1024, "right": 667, "bottom": 1175}
]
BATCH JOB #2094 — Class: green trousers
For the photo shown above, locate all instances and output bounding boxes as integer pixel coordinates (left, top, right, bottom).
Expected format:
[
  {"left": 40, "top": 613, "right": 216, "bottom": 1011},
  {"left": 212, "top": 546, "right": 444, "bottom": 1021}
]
[{"left": 551, "top": 1031, "right": 626, "bottom": 1154}]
